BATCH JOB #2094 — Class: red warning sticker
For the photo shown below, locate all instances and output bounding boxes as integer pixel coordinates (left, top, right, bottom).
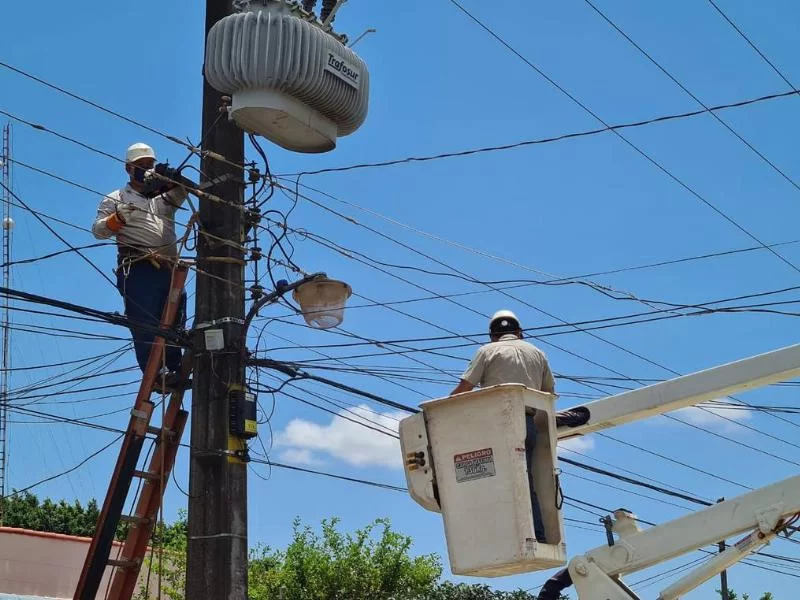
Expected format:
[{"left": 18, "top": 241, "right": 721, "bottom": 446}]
[{"left": 454, "top": 448, "right": 496, "bottom": 483}]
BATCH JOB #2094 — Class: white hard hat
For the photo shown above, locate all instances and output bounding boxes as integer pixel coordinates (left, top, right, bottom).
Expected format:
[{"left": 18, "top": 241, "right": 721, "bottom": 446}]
[
  {"left": 489, "top": 309, "right": 521, "bottom": 332},
  {"left": 125, "top": 143, "right": 156, "bottom": 163}
]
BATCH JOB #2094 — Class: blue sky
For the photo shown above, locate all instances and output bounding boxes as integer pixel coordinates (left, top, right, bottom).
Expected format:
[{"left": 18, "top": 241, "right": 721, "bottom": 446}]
[{"left": 2, "top": 0, "right": 800, "bottom": 597}]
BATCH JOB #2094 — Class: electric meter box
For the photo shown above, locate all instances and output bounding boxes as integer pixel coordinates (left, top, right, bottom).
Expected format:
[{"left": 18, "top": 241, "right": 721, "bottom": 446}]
[{"left": 399, "top": 384, "right": 567, "bottom": 577}]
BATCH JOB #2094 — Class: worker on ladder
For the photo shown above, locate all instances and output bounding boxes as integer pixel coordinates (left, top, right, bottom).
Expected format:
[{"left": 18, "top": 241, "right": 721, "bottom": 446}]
[
  {"left": 451, "top": 310, "right": 589, "bottom": 544},
  {"left": 92, "top": 143, "right": 191, "bottom": 394}
]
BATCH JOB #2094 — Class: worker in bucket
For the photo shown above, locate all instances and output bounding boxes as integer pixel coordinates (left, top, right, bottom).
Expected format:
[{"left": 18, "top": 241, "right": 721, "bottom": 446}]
[
  {"left": 92, "top": 143, "right": 191, "bottom": 394},
  {"left": 450, "top": 310, "right": 589, "bottom": 544}
]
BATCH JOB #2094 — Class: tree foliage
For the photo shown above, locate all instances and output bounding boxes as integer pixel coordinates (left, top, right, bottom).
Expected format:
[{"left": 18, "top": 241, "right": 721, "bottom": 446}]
[
  {"left": 141, "top": 516, "right": 554, "bottom": 600},
  {"left": 1, "top": 494, "right": 569, "bottom": 599},
  {"left": 1, "top": 491, "right": 99, "bottom": 537}
]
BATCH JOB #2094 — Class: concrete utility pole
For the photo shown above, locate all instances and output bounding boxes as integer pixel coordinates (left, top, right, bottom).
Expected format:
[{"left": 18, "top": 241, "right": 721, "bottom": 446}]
[{"left": 186, "top": 1, "right": 247, "bottom": 598}]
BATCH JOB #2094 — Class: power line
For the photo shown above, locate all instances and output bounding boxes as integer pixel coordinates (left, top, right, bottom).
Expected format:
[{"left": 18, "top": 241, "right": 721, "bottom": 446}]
[
  {"left": 0, "top": 349, "right": 131, "bottom": 372},
  {"left": 2, "top": 433, "right": 122, "bottom": 499},
  {"left": 276, "top": 183, "right": 800, "bottom": 427},
  {"left": 582, "top": 0, "right": 800, "bottom": 194},
  {"left": 597, "top": 432, "right": 753, "bottom": 492},
  {"left": 0, "top": 243, "right": 112, "bottom": 268},
  {"left": 0, "top": 60, "right": 243, "bottom": 172},
  {"left": 274, "top": 182, "right": 800, "bottom": 438},
  {"left": 0, "top": 285, "right": 186, "bottom": 344},
  {"left": 248, "top": 358, "right": 420, "bottom": 414},
  {"left": 562, "top": 470, "right": 696, "bottom": 511},
  {"left": 5, "top": 403, "right": 799, "bottom": 581},
  {"left": 706, "top": 0, "right": 798, "bottom": 91},
  {"left": 6, "top": 156, "right": 252, "bottom": 266},
  {"left": 560, "top": 457, "right": 712, "bottom": 507},
  {"left": 445, "top": 0, "right": 800, "bottom": 276},
  {"left": 261, "top": 295, "right": 800, "bottom": 365},
  {"left": 0, "top": 178, "right": 118, "bottom": 289},
  {"left": 261, "top": 329, "right": 430, "bottom": 399},
  {"left": 278, "top": 88, "right": 800, "bottom": 177},
  {"left": 664, "top": 413, "right": 800, "bottom": 468},
  {"left": 284, "top": 176, "right": 800, "bottom": 295}
]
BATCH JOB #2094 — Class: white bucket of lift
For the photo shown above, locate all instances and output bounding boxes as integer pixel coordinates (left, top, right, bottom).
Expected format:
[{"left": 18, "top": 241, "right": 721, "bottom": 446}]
[{"left": 399, "top": 384, "right": 567, "bottom": 577}]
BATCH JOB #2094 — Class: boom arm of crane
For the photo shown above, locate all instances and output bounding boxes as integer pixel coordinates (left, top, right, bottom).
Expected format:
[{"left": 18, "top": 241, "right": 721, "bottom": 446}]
[
  {"left": 569, "top": 475, "right": 800, "bottom": 600},
  {"left": 556, "top": 342, "right": 800, "bottom": 441},
  {"left": 549, "top": 342, "right": 800, "bottom": 599}
]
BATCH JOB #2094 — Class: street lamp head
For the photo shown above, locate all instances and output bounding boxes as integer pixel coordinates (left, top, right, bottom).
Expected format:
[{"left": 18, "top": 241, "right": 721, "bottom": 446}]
[{"left": 293, "top": 277, "right": 352, "bottom": 329}]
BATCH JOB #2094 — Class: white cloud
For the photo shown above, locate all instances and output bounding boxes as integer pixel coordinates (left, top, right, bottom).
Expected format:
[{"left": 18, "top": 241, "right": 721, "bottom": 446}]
[
  {"left": 278, "top": 448, "right": 324, "bottom": 466},
  {"left": 558, "top": 435, "right": 595, "bottom": 454},
  {"left": 673, "top": 402, "right": 752, "bottom": 431},
  {"left": 275, "top": 404, "right": 404, "bottom": 469}
]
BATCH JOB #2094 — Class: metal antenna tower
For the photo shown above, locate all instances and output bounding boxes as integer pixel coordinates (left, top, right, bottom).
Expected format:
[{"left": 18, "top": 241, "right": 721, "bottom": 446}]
[{"left": 0, "top": 123, "right": 12, "bottom": 519}]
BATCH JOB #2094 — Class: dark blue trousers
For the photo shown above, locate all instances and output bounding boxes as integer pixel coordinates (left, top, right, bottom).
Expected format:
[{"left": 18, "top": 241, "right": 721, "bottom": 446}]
[
  {"left": 116, "top": 261, "right": 186, "bottom": 373},
  {"left": 526, "top": 413, "right": 547, "bottom": 542}
]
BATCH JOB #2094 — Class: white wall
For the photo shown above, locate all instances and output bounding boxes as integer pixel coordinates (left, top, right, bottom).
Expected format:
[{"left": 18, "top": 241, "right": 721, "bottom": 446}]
[{"left": 0, "top": 527, "right": 165, "bottom": 599}]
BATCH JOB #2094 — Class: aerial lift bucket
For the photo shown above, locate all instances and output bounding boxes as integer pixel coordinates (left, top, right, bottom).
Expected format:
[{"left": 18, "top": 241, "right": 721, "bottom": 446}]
[{"left": 399, "top": 384, "right": 567, "bottom": 576}]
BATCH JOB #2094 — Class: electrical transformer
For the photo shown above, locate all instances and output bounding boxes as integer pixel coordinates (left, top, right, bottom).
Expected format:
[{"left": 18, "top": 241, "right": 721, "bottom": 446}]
[{"left": 205, "top": 0, "right": 370, "bottom": 153}]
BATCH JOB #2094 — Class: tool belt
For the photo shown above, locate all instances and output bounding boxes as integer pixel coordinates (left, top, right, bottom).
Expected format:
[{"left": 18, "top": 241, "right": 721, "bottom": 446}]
[{"left": 117, "top": 246, "right": 175, "bottom": 272}]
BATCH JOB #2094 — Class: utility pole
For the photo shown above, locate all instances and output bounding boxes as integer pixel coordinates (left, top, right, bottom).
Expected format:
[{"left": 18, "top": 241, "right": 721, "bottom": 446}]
[
  {"left": 718, "top": 497, "right": 730, "bottom": 600},
  {"left": 186, "top": 1, "right": 247, "bottom": 598},
  {"left": 0, "top": 123, "right": 12, "bottom": 522}
]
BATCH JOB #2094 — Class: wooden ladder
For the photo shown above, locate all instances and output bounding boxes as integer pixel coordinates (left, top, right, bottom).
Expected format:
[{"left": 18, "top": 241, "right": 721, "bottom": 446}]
[{"left": 74, "top": 264, "right": 191, "bottom": 600}]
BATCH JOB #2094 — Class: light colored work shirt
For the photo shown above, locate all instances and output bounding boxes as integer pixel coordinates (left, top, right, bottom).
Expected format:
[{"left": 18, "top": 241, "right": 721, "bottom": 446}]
[
  {"left": 461, "top": 334, "right": 555, "bottom": 393},
  {"left": 91, "top": 184, "right": 188, "bottom": 258}
]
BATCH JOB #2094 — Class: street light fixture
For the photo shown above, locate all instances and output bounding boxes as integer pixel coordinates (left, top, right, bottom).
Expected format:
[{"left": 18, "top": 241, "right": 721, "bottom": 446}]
[
  {"left": 242, "top": 272, "right": 351, "bottom": 343},
  {"left": 293, "top": 277, "right": 352, "bottom": 329}
]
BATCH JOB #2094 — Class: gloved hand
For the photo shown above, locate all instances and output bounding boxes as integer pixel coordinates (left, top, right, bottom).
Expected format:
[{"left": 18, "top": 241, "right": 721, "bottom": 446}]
[
  {"left": 140, "top": 163, "right": 191, "bottom": 198},
  {"left": 155, "top": 163, "right": 194, "bottom": 189},
  {"left": 105, "top": 202, "right": 136, "bottom": 233},
  {"left": 115, "top": 202, "right": 137, "bottom": 223},
  {"left": 154, "top": 162, "right": 180, "bottom": 182}
]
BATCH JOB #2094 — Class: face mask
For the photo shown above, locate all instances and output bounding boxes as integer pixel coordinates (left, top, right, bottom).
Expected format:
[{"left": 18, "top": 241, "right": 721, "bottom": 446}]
[{"left": 132, "top": 166, "right": 148, "bottom": 183}]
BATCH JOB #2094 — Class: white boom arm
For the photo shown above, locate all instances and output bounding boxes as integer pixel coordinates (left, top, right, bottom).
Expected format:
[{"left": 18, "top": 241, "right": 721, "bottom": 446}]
[
  {"left": 557, "top": 342, "right": 800, "bottom": 440},
  {"left": 569, "top": 474, "right": 800, "bottom": 600}
]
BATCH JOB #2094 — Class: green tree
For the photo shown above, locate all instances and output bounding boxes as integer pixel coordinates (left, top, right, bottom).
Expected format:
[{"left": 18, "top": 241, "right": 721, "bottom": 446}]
[
  {"left": 422, "top": 581, "right": 567, "bottom": 599},
  {"left": 1, "top": 498, "right": 566, "bottom": 600},
  {"left": 1, "top": 492, "right": 99, "bottom": 537},
  {"left": 138, "top": 516, "right": 559, "bottom": 600},
  {"left": 245, "top": 517, "right": 441, "bottom": 599}
]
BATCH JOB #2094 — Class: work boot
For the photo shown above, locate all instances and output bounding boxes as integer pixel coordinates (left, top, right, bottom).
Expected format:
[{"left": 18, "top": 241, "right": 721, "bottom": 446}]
[
  {"left": 555, "top": 406, "right": 590, "bottom": 428},
  {"left": 151, "top": 371, "right": 191, "bottom": 395}
]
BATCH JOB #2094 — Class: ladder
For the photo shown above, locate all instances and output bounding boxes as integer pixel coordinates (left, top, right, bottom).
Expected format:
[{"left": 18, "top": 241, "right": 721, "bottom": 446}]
[{"left": 74, "top": 264, "right": 191, "bottom": 600}]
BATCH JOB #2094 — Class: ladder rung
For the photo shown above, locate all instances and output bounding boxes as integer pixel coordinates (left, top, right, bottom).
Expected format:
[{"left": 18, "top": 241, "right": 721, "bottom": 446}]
[
  {"left": 133, "top": 470, "right": 161, "bottom": 481},
  {"left": 146, "top": 425, "right": 175, "bottom": 439},
  {"left": 119, "top": 514, "right": 152, "bottom": 526},
  {"left": 107, "top": 558, "right": 140, "bottom": 569}
]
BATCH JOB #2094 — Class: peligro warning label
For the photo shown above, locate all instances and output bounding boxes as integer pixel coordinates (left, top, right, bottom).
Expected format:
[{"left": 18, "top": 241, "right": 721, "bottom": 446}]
[{"left": 454, "top": 448, "right": 496, "bottom": 483}]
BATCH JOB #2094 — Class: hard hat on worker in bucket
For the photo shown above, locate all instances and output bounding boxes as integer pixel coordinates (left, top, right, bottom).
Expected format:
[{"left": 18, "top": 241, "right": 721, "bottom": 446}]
[{"left": 489, "top": 310, "right": 521, "bottom": 335}]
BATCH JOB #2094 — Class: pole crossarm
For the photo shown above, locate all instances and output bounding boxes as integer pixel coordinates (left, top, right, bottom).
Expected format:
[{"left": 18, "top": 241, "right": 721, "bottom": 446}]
[{"left": 557, "top": 342, "right": 800, "bottom": 440}]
